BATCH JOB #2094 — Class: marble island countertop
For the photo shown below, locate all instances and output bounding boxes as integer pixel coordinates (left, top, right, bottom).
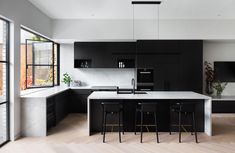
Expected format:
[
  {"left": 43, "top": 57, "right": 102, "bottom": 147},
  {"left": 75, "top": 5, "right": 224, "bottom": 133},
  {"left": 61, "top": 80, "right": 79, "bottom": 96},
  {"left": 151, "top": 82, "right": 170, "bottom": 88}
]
[{"left": 88, "top": 91, "right": 211, "bottom": 100}]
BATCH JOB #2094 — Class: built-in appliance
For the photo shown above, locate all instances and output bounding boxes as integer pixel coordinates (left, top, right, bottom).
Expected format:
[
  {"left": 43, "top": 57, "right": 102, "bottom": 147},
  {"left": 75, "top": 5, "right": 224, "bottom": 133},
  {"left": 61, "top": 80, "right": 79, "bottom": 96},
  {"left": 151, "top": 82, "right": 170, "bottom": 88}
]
[
  {"left": 137, "top": 68, "right": 154, "bottom": 91},
  {"left": 214, "top": 62, "right": 235, "bottom": 82}
]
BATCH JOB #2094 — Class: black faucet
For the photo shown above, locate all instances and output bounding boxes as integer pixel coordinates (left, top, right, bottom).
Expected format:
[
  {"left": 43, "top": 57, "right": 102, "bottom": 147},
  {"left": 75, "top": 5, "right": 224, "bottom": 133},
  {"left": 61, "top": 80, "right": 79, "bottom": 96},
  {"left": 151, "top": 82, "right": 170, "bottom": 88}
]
[{"left": 131, "top": 78, "right": 135, "bottom": 94}]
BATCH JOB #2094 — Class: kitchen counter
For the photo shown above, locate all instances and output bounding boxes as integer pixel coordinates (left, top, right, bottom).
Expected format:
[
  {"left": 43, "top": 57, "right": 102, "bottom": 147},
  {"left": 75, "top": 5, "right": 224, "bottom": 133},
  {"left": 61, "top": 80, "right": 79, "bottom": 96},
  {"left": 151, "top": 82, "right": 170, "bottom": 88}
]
[
  {"left": 20, "top": 85, "right": 133, "bottom": 98},
  {"left": 88, "top": 91, "right": 211, "bottom": 100},
  {"left": 87, "top": 91, "right": 212, "bottom": 136}
]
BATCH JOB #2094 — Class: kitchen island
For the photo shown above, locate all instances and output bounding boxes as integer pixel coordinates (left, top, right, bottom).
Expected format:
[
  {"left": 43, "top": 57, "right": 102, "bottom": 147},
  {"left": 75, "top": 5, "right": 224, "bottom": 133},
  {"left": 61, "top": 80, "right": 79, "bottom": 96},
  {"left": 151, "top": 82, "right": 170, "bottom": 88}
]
[{"left": 87, "top": 91, "right": 212, "bottom": 136}]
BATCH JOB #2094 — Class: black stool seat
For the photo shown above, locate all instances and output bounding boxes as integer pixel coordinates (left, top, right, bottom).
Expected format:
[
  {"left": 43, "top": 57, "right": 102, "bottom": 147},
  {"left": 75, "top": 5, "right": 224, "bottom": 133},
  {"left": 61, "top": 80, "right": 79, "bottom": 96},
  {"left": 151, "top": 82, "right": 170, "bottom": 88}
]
[
  {"left": 134, "top": 102, "right": 159, "bottom": 143},
  {"left": 170, "top": 102, "right": 198, "bottom": 143},
  {"left": 101, "top": 102, "right": 123, "bottom": 113},
  {"left": 101, "top": 102, "right": 124, "bottom": 143}
]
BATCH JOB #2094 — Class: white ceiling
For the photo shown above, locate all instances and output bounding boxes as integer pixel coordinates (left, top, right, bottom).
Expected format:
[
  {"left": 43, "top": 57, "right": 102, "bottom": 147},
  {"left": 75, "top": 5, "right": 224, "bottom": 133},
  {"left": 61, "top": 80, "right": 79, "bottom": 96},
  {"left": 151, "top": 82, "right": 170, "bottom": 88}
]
[{"left": 28, "top": 0, "right": 235, "bottom": 19}]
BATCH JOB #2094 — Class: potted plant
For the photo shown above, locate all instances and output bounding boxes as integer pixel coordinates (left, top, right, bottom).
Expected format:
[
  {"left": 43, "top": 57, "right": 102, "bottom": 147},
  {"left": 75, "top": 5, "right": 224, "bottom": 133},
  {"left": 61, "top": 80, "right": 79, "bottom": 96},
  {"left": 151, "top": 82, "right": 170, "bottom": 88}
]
[
  {"left": 204, "top": 61, "right": 214, "bottom": 95},
  {"left": 62, "top": 73, "right": 72, "bottom": 87},
  {"left": 212, "top": 81, "right": 227, "bottom": 98}
]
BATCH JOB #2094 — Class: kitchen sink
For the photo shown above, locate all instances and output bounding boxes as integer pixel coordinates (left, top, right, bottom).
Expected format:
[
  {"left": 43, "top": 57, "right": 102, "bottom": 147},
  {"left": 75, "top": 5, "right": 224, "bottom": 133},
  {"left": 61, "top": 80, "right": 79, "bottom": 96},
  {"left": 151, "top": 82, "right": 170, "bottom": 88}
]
[{"left": 117, "top": 90, "right": 147, "bottom": 94}]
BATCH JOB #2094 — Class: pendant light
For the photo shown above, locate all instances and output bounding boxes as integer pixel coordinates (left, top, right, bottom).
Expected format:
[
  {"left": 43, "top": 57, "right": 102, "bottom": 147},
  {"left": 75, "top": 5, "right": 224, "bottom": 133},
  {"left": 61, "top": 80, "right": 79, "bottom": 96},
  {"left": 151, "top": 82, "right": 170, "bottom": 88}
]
[{"left": 131, "top": 1, "right": 162, "bottom": 39}]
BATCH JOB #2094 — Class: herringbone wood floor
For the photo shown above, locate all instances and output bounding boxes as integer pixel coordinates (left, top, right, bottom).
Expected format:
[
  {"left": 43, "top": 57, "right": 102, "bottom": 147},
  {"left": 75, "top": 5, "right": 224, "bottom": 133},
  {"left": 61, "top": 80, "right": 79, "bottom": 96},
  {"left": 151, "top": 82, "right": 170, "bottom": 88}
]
[{"left": 1, "top": 114, "right": 235, "bottom": 153}]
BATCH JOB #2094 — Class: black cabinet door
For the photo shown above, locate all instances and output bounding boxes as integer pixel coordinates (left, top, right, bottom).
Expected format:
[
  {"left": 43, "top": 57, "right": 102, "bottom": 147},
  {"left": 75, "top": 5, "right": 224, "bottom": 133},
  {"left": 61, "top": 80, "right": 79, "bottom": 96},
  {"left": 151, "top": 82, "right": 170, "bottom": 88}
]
[
  {"left": 74, "top": 42, "right": 112, "bottom": 68},
  {"left": 137, "top": 40, "right": 180, "bottom": 53},
  {"left": 55, "top": 90, "right": 69, "bottom": 124},
  {"left": 74, "top": 42, "right": 136, "bottom": 68},
  {"left": 179, "top": 40, "right": 203, "bottom": 93},
  {"left": 46, "top": 96, "right": 56, "bottom": 130},
  {"left": 70, "top": 89, "right": 92, "bottom": 113}
]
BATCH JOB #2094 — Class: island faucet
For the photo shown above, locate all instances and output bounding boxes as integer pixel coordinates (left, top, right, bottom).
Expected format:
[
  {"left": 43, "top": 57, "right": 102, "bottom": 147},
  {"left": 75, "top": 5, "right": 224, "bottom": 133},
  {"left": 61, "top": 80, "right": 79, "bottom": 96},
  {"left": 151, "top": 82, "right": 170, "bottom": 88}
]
[{"left": 131, "top": 78, "right": 135, "bottom": 94}]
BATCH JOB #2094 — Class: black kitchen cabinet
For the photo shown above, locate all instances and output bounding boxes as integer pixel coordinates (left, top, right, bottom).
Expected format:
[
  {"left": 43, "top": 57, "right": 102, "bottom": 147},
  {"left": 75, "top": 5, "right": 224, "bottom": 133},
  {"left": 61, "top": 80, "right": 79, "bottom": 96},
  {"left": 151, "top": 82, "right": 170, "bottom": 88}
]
[
  {"left": 136, "top": 40, "right": 203, "bottom": 92},
  {"left": 74, "top": 42, "right": 136, "bottom": 68},
  {"left": 74, "top": 40, "right": 203, "bottom": 93},
  {"left": 55, "top": 90, "right": 69, "bottom": 124},
  {"left": 46, "top": 96, "right": 56, "bottom": 130},
  {"left": 212, "top": 100, "right": 235, "bottom": 113},
  {"left": 46, "top": 90, "right": 69, "bottom": 130},
  {"left": 179, "top": 40, "right": 203, "bottom": 93},
  {"left": 70, "top": 89, "right": 92, "bottom": 113}
]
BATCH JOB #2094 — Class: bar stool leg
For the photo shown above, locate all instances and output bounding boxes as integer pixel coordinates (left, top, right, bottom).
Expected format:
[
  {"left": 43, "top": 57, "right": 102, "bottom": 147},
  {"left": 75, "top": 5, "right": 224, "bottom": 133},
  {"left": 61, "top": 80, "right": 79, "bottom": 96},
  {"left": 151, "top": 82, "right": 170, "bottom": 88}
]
[
  {"left": 169, "top": 110, "right": 172, "bottom": 135},
  {"left": 192, "top": 112, "right": 198, "bottom": 143},
  {"left": 119, "top": 111, "right": 121, "bottom": 143},
  {"left": 154, "top": 112, "right": 159, "bottom": 143},
  {"left": 134, "top": 110, "right": 137, "bottom": 135},
  {"left": 191, "top": 113, "right": 194, "bottom": 135},
  {"left": 140, "top": 111, "right": 143, "bottom": 143},
  {"left": 101, "top": 107, "right": 104, "bottom": 135},
  {"left": 122, "top": 111, "right": 124, "bottom": 135},
  {"left": 179, "top": 112, "right": 181, "bottom": 143},
  {"left": 103, "top": 112, "right": 107, "bottom": 143}
]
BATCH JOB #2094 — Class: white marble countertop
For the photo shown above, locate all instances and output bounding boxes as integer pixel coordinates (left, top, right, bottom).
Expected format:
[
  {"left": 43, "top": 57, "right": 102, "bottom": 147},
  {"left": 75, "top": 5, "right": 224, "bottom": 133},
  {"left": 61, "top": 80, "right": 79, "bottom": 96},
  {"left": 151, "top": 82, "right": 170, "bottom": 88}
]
[
  {"left": 20, "top": 86, "right": 70, "bottom": 98},
  {"left": 88, "top": 91, "right": 211, "bottom": 100},
  {"left": 212, "top": 95, "right": 235, "bottom": 101},
  {"left": 20, "top": 85, "right": 133, "bottom": 98}
]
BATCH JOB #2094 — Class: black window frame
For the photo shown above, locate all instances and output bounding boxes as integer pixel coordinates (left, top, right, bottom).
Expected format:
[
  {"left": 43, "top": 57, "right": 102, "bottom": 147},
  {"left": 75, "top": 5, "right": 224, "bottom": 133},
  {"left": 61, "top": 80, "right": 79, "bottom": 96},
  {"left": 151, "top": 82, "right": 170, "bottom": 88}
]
[
  {"left": 0, "top": 17, "right": 10, "bottom": 147},
  {"left": 21, "top": 28, "right": 60, "bottom": 89}
]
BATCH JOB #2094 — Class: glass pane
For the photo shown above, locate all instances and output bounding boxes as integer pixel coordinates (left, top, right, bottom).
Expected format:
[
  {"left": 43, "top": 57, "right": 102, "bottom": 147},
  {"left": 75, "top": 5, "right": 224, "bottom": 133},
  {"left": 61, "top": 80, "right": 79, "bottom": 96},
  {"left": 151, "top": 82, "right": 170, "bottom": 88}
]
[
  {"left": 54, "top": 44, "right": 57, "bottom": 65},
  {"left": 0, "top": 103, "right": 8, "bottom": 144},
  {"left": 27, "top": 66, "right": 53, "bottom": 87},
  {"left": 26, "top": 40, "right": 53, "bottom": 65},
  {"left": 0, "top": 63, "right": 7, "bottom": 103},
  {"left": 54, "top": 66, "right": 57, "bottom": 85},
  {"left": 0, "top": 20, "right": 7, "bottom": 61},
  {"left": 20, "top": 44, "right": 27, "bottom": 90}
]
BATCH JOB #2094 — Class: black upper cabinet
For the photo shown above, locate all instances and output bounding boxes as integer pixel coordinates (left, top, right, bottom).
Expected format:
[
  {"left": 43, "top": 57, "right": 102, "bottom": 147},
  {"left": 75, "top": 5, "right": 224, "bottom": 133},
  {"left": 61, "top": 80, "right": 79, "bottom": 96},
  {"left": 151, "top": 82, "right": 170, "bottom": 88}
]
[
  {"left": 136, "top": 40, "right": 202, "bottom": 93},
  {"left": 74, "top": 42, "right": 136, "bottom": 68},
  {"left": 74, "top": 40, "right": 203, "bottom": 93},
  {"left": 137, "top": 40, "right": 180, "bottom": 54}
]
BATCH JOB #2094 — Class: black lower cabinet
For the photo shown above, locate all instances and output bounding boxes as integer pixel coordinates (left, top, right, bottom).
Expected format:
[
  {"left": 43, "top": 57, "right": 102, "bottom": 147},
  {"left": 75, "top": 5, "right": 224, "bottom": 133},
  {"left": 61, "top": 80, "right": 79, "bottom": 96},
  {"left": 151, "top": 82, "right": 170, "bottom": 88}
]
[
  {"left": 55, "top": 90, "right": 69, "bottom": 124},
  {"left": 46, "top": 96, "right": 56, "bottom": 130},
  {"left": 46, "top": 90, "right": 70, "bottom": 131},
  {"left": 69, "top": 89, "right": 92, "bottom": 113},
  {"left": 90, "top": 99, "right": 204, "bottom": 133},
  {"left": 212, "top": 101, "right": 235, "bottom": 113}
]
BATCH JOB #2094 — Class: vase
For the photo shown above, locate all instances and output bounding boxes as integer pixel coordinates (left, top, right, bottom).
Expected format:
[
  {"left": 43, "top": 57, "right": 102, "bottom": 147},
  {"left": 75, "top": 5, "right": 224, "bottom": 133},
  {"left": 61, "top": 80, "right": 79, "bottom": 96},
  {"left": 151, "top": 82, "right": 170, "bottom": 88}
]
[
  {"left": 206, "top": 81, "right": 213, "bottom": 95},
  {"left": 216, "top": 91, "right": 222, "bottom": 98},
  {"left": 67, "top": 82, "right": 70, "bottom": 87}
]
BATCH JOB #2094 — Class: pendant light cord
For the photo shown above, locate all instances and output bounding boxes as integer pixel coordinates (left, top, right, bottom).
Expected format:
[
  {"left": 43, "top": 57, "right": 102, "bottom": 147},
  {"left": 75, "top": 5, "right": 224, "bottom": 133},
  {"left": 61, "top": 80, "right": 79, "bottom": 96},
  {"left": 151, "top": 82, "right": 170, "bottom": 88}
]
[
  {"left": 133, "top": 5, "right": 135, "bottom": 40},
  {"left": 157, "top": 4, "right": 159, "bottom": 39}
]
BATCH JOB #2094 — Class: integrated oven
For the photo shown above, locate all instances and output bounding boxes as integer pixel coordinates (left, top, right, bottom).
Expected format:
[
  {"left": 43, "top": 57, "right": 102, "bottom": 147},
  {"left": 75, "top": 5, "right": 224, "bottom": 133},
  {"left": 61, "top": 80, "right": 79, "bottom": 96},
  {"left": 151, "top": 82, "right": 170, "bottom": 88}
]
[
  {"left": 137, "top": 68, "right": 154, "bottom": 83},
  {"left": 137, "top": 68, "right": 154, "bottom": 91}
]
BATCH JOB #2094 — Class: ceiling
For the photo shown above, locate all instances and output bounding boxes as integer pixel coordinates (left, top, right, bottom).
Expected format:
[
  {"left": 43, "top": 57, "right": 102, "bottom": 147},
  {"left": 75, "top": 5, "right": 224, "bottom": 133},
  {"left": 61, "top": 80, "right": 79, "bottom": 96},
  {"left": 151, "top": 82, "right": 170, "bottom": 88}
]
[{"left": 28, "top": 0, "right": 235, "bottom": 19}]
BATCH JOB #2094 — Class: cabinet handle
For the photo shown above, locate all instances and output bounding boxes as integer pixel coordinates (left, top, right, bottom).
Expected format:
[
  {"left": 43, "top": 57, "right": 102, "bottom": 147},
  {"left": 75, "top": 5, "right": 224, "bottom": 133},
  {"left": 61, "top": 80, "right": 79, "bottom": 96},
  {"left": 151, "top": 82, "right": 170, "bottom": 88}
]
[
  {"left": 139, "top": 72, "right": 151, "bottom": 74},
  {"left": 140, "top": 89, "right": 151, "bottom": 91}
]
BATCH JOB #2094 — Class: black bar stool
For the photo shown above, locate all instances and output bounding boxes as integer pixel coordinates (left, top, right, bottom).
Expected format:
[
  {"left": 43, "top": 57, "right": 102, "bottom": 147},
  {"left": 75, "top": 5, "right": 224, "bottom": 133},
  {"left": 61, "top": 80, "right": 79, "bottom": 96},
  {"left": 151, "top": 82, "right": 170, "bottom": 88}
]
[
  {"left": 169, "top": 102, "right": 198, "bottom": 143},
  {"left": 101, "top": 102, "right": 124, "bottom": 143},
  {"left": 134, "top": 102, "right": 159, "bottom": 143}
]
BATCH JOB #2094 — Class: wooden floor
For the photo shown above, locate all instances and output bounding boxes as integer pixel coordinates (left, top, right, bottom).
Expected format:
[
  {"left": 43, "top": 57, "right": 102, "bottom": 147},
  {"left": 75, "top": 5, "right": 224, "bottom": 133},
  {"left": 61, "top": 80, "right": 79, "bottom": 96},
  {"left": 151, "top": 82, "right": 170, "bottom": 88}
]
[{"left": 1, "top": 114, "right": 235, "bottom": 153}]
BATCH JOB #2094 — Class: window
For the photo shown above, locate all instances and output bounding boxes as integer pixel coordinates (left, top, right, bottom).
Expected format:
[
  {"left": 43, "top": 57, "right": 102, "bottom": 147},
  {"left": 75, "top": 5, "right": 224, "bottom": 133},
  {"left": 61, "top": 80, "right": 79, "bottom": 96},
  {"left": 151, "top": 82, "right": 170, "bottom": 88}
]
[
  {"left": 0, "top": 18, "right": 10, "bottom": 146},
  {"left": 20, "top": 28, "right": 59, "bottom": 90}
]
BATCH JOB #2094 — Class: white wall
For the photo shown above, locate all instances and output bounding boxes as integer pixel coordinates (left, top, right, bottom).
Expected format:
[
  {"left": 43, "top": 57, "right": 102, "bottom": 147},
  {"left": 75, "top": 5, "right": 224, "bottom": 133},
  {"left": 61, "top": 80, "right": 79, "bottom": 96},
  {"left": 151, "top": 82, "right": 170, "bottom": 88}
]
[
  {"left": 53, "top": 19, "right": 235, "bottom": 41},
  {"left": 60, "top": 44, "right": 135, "bottom": 87},
  {"left": 0, "top": 0, "right": 52, "bottom": 140},
  {"left": 204, "top": 40, "right": 235, "bottom": 95}
]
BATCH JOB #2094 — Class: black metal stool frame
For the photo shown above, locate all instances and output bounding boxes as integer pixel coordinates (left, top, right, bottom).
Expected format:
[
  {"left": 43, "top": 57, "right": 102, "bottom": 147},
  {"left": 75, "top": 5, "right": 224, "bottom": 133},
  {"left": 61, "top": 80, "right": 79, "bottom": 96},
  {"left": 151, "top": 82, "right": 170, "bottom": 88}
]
[
  {"left": 134, "top": 102, "right": 159, "bottom": 143},
  {"left": 169, "top": 102, "right": 198, "bottom": 143},
  {"left": 101, "top": 102, "right": 124, "bottom": 143}
]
